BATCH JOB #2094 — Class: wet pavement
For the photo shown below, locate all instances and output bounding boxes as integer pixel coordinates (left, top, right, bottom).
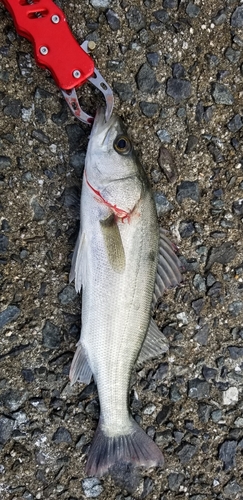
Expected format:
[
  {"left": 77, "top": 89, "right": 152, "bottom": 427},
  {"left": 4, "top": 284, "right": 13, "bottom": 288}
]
[{"left": 0, "top": 1, "right": 243, "bottom": 499}]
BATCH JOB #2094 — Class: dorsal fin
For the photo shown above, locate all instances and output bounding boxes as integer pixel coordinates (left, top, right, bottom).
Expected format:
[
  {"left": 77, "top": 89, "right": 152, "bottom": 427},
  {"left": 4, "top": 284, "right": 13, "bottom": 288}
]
[{"left": 152, "top": 229, "right": 182, "bottom": 308}]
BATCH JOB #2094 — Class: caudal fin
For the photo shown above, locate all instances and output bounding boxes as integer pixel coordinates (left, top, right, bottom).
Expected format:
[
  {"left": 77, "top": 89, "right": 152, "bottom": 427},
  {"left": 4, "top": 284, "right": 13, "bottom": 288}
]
[{"left": 85, "top": 418, "right": 164, "bottom": 477}]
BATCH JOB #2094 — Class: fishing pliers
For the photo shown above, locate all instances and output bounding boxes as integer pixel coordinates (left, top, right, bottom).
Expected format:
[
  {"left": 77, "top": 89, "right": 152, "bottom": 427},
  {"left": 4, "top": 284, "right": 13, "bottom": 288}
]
[{"left": 0, "top": 0, "right": 114, "bottom": 124}]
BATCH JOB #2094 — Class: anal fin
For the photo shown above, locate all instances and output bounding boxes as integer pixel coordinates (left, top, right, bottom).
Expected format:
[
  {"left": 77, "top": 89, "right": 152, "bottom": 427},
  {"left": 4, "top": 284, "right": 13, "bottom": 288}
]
[
  {"left": 69, "top": 344, "right": 92, "bottom": 386},
  {"left": 136, "top": 318, "right": 168, "bottom": 366}
]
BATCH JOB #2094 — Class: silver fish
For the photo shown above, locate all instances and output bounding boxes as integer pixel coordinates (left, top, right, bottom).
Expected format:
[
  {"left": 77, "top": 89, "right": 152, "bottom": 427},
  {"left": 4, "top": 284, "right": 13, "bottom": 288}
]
[{"left": 69, "top": 108, "right": 182, "bottom": 477}]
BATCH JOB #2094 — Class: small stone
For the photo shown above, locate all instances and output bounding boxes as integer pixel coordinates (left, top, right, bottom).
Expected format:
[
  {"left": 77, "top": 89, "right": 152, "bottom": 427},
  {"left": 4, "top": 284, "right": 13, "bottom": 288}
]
[
  {"left": 207, "top": 281, "right": 222, "bottom": 299},
  {"left": 231, "top": 5, "right": 243, "bottom": 28},
  {"left": 168, "top": 472, "right": 184, "bottom": 492},
  {"left": 153, "top": 9, "right": 170, "bottom": 23},
  {"left": 211, "top": 409, "right": 222, "bottom": 423},
  {"left": 223, "top": 479, "right": 242, "bottom": 496},
  {"left": 82, "top": 477, "right": 103, "bottom": 497},
  {"left": 227, "top": 346, "right": 243, "bottom": 359},
  {"left": 139, "top": 101, "right": 159, "bottom": 117},
  {"left": 0, "top": 305, "right": 20, "bottom": 329},
  {"left": 156, "top": 404, "right": 172, "bottom": 425},
  {"left": 179, "top": 221, "right": 195, "bottom": 238},
  {"left": 202, "top": 366, "right": 217, "bottom": 381},
  {"left": 31, "top": 199, "right": 45, "bottom": 221},
  {"left": 177, "top": 443, "right": 197, "bottom": 464},
  {"left": 222, "top": 387, "right": 238, "bottom": 405},
  {"left": 52, "top": 427, "right": 72, "bottom": 443},
  {"left": 51, "top": 101, "right": 68, "bottom": 126},
  {"left": 191, "top": 298, "right": 204, "bottom": 315},
  {"left": 198, "top": 403, "right": 212, "bottom": 423},
  {"left": 185, "top": 135, "right": 198, "bottom": 154},
  {"left": 212, "top": 9, "right": 226, "bottom": 25},
  {"left": 31, "top": 129, "right": 49, "bottom": 144},
  {"left": 156, "top": 129, "right": 171, "bottom": 143},
  {"left": 113, "top": 82, "right": 133, "bottom": 102},
  {"left": 232, "top": 199, "right": 243, "bottom": 215},
  {"left": 154, "top": 192, "right": 174, "bottom": 216},
  {"left": 234, "top": 417, "right": 243, "bottom": 428},
  {"left": 225, "top": 47, "right": 241, "bottom": 64},
  {"left": 172, "top": 63, "right": 186, "bottom": 79},
  {"left": 34, "top": 87, "right": 52, "bottom": 99},
  {"left": 193, "top": 274, "right": 206, "bottom": 292},
  {"left": 147, "top": 52, "right": 160, "bottom": 67},
  {"left": 176, "top": 181, "right": 200, "bottom": 203},
  {"left": 170, "top": 384, "right": 181, "bottom": 402},
  {"left": 107, "top": 60, "right": 124, "bottom": 72},
  {"left": 0, "top": 234, "right": 9, "bottom": 253},
  {"left": 22, "top": 491, "right": 33, "bottom": 500},
  {"left": 141, "top": 477, "right": 153, "bottom": 498},
  {"left": 126, "top": 6, "right": 145, "bottom": 31},
  {"left": 106, "top": 9, "right": 120, "bottom": 31},
  {"left": 22, "top": 368, "right": 34, "bottom": 383},
  {"left": 228, "top": 301, "right": 243, "bottom": 317},
  {"left": 205, "top": 242, "right": 237, "bottom": 271},
  {"left": 158, "top": 146, "right": 177, "bottom": 183},
  {"left": 211, "top": 83, "right": 234, "bottom": 105},
  {"left": 0, "top": 416, "right": 15, "bottom": 444},
  {"left": 29, "top": 397, "right": 47, "bottom": 412},
  {"left": 177, "top": 107, "right": 186, "bottom": 118},
  {"left": 154, "top": 362, "right": 168, "bottom": 381},
  {"left": 219, "top": 440, "right": 237, "bottom": 470},
  {"left": 18, "top": 52, "right": 32, "bottom": 76},
  {"left": 34, "top": 107, "right": 46, "bottom": 125},
  {"left": 162, "top": 0, "right": 177, "bottom": 6},
  {"left": 208, "top": 143, "right": 225, "bottom": 163},
  {"left": 65, "top": 124, "right": 86, "bottom": 152},
  {"left": 188, "top": 379, "right": 210, "bottom": 400},
  {"left": 143, "top": 403, "right": 156, "bottom": 415},
  {"left": 186, "top": 3, "right": 201, "bottom": 18},
  {"left": 136, "top": 63, "right": 160, "bottom": 93},
  {"left": 194, "top": 325, "right": 209, "bottom": 346},
  {"left": 205, "top": 53, "right": 219, "bottom": 67},
  {"left": 166, "top": 78, "right": 191, "bottom": 102},
  {"left": 0, "top": 156, "right": 11, "bottom": 169},
  {"left": 0, "top": 388, "right": 28, "bottom": 411},
  {"left": 3, "top": 99, "right": 22, "bottom": 118},
  {"left": 90, "top": 0, "right": 111, "bottom": 8},
  {"left": 42, "top": 320, "right": 62, "bottom": 349},
  {"left": 58, "top": 285, "right": 77, "bottom": 305}
]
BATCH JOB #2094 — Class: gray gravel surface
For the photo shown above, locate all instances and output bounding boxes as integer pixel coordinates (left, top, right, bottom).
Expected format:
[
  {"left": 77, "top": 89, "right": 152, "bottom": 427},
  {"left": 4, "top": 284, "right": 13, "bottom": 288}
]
[{"left": 1, "top": 0, "right": 243, "bottom": 499}]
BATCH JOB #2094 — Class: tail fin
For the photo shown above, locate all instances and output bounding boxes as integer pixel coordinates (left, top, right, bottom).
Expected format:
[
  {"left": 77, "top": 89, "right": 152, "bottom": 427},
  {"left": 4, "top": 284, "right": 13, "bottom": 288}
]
[{"left": 85, "top": 418, "right": 164, "bottom": 477}]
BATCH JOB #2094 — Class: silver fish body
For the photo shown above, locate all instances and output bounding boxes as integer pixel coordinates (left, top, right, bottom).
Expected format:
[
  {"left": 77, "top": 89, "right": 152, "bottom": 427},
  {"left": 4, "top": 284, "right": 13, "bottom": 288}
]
[{"left": 70, "top": 109, "right": 182, "bottom": 476}]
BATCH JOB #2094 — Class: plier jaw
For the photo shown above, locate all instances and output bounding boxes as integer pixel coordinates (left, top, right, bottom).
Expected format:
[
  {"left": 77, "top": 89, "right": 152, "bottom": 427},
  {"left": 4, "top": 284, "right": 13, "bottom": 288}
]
[
  {"left": 1, "top": 0, "right": 114, "bottom": 124},
  {"left": 62, "top": 42, "right": 114, "bottom": 125}
]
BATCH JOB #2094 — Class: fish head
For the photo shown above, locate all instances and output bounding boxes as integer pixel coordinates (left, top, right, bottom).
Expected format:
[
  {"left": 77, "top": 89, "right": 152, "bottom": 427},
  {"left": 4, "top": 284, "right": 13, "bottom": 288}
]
[{"left": 85, "top": 108, "right": 146, "bottom": 216}]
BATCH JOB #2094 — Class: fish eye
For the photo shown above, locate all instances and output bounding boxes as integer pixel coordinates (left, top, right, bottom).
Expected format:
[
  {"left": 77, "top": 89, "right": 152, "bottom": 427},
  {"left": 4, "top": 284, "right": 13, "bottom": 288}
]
[{"left": 113, "top": 135, "right": 132, "bottom": 155}]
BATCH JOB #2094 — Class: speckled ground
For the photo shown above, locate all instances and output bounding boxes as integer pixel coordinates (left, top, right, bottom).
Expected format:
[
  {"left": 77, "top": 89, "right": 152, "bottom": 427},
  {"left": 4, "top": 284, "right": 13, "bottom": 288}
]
[{"left": 0, "top": 1, "right": 243, "bottom": 499}]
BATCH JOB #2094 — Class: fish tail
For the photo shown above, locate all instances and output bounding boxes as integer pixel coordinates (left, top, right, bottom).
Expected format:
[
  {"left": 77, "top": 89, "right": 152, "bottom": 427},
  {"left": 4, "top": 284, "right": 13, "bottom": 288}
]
[{"left": 85, "top": 418, "right": 164, "bottom": 477}]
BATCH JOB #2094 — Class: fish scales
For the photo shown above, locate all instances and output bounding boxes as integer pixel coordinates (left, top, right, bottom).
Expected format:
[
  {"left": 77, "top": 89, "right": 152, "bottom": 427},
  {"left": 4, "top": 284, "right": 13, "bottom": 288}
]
[{"left": 69, "top": 108, "right": 182, "bottom": 476}]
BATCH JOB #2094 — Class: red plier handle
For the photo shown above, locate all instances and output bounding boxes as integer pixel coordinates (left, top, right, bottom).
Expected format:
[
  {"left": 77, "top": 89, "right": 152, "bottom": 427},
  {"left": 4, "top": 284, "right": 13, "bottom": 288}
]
[{"left": 1, "top": 0, "right": 114, "bottom": 123}]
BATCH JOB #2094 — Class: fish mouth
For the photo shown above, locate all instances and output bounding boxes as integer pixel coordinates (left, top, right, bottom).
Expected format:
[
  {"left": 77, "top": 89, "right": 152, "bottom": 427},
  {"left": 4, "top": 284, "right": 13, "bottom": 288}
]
[{"left": 90, "top": 108, "right": 122, "bottom": 146}]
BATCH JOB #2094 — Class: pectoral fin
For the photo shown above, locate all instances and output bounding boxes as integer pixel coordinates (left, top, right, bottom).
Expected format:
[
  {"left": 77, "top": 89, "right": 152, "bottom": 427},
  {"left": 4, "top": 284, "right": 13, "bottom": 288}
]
[
  {"left": 100, "top": 214, "right": 125, "bottom": 272},
  {"left": 136, "top": 318, "right": 168, "bottom": 366}
]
